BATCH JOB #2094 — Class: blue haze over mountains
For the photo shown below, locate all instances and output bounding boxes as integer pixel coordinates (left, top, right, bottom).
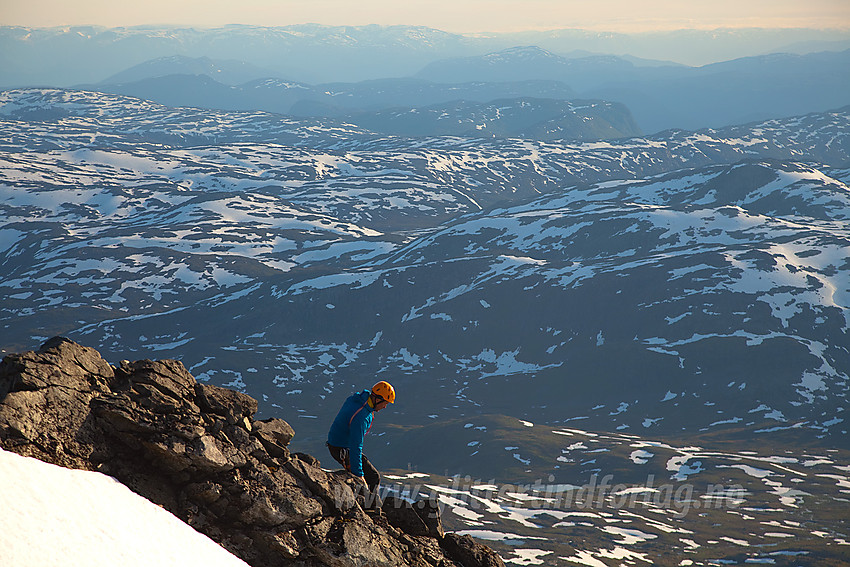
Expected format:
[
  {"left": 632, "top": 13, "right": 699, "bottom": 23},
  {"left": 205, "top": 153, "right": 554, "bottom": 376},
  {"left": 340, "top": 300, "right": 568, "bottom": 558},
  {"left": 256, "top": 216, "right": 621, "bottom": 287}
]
[{"left": 2, "top": 25, "right": 850, "bottom": 133}]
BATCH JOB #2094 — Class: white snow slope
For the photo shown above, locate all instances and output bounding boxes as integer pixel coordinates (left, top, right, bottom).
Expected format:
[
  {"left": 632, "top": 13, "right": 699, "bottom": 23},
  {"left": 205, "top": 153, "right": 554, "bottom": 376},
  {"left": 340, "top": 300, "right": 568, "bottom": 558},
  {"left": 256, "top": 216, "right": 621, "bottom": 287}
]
[{"left": 0, "top": 448, "right": 248, "bottom": 567}]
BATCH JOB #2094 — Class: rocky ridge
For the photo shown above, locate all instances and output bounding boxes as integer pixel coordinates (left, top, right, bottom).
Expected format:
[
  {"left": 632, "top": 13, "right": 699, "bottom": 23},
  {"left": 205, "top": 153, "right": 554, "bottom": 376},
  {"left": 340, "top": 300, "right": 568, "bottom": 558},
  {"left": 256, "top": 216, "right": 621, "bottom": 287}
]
[{"left": 0, "top": 337, "right": 504, "bottom": 567}]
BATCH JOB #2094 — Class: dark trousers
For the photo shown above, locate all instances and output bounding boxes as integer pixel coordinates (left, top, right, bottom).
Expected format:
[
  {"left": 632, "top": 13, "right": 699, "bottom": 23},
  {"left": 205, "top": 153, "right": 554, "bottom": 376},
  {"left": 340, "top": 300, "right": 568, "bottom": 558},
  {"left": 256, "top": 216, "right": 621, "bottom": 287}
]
[{"left": 327, "top": 443, "right": 381, "bottom": 491}]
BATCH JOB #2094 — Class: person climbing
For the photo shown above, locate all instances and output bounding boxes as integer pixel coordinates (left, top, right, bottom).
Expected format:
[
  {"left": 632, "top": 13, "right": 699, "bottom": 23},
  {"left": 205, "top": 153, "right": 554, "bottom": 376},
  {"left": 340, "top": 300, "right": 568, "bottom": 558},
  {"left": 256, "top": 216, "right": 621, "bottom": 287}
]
[{"left": 327, "top": 381, "right": 395, "bottom": 501}]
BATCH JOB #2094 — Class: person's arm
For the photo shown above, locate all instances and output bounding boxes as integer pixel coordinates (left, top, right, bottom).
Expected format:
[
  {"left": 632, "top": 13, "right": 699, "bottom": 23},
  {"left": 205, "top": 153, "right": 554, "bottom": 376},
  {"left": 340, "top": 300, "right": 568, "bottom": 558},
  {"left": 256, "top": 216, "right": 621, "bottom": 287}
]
[{"left": 347, "top": 412, "right": 371, "bottom": 477}]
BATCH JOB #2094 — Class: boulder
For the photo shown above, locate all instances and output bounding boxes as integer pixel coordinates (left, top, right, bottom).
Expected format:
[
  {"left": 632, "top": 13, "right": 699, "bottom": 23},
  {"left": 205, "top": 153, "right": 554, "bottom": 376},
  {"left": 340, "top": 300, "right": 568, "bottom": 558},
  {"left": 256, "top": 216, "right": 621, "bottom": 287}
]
[
  {"left": 292, "top": 451, "right": 321, "bottom": 467},
  {"left": 285, "top": 457, "right": 357, "bottom": 514},
  {"left": 251, "top": 418, "right": 295, "bottom": 458},
  {"left": 382, "top": 495, "right": 444, "bottom": 538},
  {"left": 196, "top": 382, "right": 258, "bottom": 424},
  {"left": 0, "top": 337, "right": 113, "bottom": 468},
  {"left": 413, "top": 496, "right": 444, "bottom": 539},
  {"left": 441, "top": 533, "right": 506, "bottom": 567}
]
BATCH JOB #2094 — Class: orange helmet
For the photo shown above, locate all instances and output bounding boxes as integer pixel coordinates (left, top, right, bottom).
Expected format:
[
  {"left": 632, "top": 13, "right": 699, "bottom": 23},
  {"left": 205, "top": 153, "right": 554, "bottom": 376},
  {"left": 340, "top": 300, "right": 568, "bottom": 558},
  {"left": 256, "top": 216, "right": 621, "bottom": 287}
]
[{"left": 371, "top": 381, "right": 395, "bottom": 403}]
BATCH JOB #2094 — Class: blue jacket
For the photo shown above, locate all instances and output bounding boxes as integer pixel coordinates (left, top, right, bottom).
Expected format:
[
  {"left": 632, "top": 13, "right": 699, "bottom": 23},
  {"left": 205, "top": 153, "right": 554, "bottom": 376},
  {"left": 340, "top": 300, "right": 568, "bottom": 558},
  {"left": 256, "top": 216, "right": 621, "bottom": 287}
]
[{"left": 327, "top": 389, "right": 373, "bottom": 476}]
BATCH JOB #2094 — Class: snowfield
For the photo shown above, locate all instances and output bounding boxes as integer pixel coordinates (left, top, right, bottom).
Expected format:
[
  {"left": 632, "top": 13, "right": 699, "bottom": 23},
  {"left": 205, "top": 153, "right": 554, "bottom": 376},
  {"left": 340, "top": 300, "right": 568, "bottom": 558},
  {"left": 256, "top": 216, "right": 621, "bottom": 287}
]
[{"left": 0, "top": 448, "right": 248, "bottom": 567}]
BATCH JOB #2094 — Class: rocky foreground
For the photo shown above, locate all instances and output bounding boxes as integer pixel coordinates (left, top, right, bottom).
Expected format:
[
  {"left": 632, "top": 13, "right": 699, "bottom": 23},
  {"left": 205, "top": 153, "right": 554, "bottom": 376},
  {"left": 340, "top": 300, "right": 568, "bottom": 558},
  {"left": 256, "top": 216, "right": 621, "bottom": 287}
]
[{"left": 0, "top": 337, "right": 504, "bottom": 567}]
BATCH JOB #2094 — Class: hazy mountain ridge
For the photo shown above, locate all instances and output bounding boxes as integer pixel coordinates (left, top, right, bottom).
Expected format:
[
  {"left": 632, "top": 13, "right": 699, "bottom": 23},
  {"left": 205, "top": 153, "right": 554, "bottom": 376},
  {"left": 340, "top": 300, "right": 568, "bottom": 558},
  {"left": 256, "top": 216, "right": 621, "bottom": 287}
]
[
  {"left": 0, "top": 24, "right": 479, "bottom": 86},
  {"left": 415, "top": 46, "right": 641, "bottom": 88},
  {"left": 69, "top": 46, "right": 850, "bottom": 135},
  {"left": 87, "top": 71, "right": 579, "bottom": 118},
  {"left": 3, "top": 24, "right": 849, "bottom": 87},
  {"left": 101, "top": 55, "right": 277, "bottom": 86},
  {"left": 79, "top": 74, "right": 635, "bottom": 142},
  {"left": 419, "top": 46, "right": 850, "bottom": 132},
  {"left": 5, "top": 24, "right": 847, "bottom": 135}
]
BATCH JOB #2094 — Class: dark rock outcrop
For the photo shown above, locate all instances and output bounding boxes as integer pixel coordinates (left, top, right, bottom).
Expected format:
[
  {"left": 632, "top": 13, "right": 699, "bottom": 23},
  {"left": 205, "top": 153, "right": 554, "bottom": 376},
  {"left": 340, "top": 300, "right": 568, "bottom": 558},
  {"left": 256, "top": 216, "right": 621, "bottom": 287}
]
[
  {"left": 382, "top": 495, "right": 444, "bottom": 539},
  {"left": 441, "top": 534, "right": 506, "bottom": 567},
  {"left": 0, "top": 338, "right": 505, "bottom": 567}
]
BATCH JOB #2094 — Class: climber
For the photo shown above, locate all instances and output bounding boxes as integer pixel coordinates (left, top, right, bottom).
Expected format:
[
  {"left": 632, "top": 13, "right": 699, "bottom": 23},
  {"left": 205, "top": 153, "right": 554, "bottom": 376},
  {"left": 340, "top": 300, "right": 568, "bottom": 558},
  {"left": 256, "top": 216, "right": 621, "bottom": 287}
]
[{"left": 327, "top": 381, "right": 395, "bottom": 497}]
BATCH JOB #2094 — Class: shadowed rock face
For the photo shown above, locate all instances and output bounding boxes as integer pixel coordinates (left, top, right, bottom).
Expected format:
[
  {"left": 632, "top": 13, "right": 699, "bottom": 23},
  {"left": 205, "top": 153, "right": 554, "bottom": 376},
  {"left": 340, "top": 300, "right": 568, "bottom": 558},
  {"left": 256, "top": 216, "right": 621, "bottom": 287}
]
[{"left": 0, "top": 337, "right": 504, "bottom": 567}]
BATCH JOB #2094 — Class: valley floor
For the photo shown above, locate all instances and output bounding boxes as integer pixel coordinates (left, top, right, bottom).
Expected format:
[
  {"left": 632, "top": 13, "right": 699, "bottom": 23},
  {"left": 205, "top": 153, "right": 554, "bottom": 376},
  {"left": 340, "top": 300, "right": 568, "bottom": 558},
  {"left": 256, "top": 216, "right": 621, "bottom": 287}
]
[{"left": 378, "top": 426, "right": 850, "bottom": 566}]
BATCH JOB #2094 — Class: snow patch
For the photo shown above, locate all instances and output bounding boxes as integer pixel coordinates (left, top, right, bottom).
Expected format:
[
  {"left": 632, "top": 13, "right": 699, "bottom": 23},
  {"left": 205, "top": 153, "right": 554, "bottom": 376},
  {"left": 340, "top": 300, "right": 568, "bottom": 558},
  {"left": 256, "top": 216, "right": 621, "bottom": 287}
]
[{"left": 0, "top": 448, "right": 248, "bottom": 567}]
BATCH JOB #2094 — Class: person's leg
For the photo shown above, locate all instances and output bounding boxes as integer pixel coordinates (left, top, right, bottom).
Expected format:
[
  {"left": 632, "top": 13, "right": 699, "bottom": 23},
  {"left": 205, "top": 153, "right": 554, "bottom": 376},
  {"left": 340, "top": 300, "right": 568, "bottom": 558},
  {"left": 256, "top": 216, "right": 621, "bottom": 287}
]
[
  {"left": 360, "top": 454, "right": 382, "bottom": 510},
  {"left": 361, "top": 454, "right": 381, "bottom": 492},
  {"left": 327, "top": 444, "right": 349, "bottom": 470}
]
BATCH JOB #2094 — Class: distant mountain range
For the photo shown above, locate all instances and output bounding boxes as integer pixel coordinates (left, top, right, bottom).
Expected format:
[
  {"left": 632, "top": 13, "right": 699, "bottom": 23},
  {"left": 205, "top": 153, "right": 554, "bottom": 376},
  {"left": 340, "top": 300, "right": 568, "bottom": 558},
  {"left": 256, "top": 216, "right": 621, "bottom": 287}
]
[
  {"left": 83, "top": 70, "right": 638, "bottom": 141},
  {"left": 417, "top": 46, "right": 850, "bottom": 132},
  {"left": 3, "top": 24, "right": 849, "bottom": 87},
  {"left": 416, "top": 46, "right": 638, "bottom": 89},
  {"left": 2, "top": 25, "right": 848, "bottom": 134},
  {"left": 59, "top": 44, "right": 848, "bottom": 135}
]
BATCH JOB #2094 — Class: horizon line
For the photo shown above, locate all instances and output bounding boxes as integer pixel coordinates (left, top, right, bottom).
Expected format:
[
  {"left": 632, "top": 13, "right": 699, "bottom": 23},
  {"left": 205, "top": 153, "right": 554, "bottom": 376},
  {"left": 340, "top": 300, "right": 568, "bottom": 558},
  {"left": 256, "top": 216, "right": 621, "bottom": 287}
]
[{"left": 2, "top": 22, "right": 850, "bottom": 35}]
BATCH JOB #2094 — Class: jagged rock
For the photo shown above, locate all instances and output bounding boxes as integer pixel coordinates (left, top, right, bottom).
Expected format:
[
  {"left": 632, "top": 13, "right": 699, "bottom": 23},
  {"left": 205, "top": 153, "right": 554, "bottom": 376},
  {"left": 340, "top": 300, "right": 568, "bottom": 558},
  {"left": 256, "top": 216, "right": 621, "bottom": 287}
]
[
  {"left": 414, "top": 497, "right": 444, "bottom": 539},
  {"left": 337, "top": 520, "right": 407, "bottom": 566},
  {"left": 254, "top": 529, "right": 301, "bottom": 561},
  {"left": 0, "top": 338, "right": 505, "bottom": 567},
  {"left": 292, "top": 451, "right": 321, "bottom": 467},
  {"left": 0, "top": 337, "right": 114, "bottom": 468},
  {"left": 383, "top": 495, "right": 444, "bottom": 539},
  {"left": 383, "top": 496, "right": 429, "bottom": 536},
  {"left": 185, "top": 480, "right": 224, "bottom": 505},
  {"left": 441, "top": 533, "right": 506, "bottom": 567},
  {"left": 399, "top": 533, "right": 458, "bottom": 567},
  {"left": 285, "top": 457, "right": 357, "bottom": 514},
  {"left": 114, "top": 358, "right": 201, "bottom": 418},
  {"left": 252, "top": 418, "right": 295, "bottom": 458},
  {"left": 196, "top": 382, "right": 258, "bottom": 424}
]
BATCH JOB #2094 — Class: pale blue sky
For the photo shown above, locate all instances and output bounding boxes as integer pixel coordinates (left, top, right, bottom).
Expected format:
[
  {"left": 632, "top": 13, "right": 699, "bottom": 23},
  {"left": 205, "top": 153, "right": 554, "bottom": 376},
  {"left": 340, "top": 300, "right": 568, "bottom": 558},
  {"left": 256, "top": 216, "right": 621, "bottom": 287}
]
[{"left": 3, "top": 0, "right": 849, "bottom": 32}]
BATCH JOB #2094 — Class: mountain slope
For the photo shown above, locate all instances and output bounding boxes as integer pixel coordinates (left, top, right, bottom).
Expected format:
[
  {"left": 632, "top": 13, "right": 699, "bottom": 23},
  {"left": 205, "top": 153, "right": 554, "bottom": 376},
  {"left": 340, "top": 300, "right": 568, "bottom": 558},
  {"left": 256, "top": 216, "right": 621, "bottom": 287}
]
[
  {"left": 95, "top": 158, "right": 844, "bottom": 449},
  {"left": 1, "top": 89, "right": 847, "bottom": 464},
  {"left": 0, "top": 338, "right": 503, "bottom": 567},
  {"left": 1, "top": 89, "right": 848, "bottom": 437}
]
